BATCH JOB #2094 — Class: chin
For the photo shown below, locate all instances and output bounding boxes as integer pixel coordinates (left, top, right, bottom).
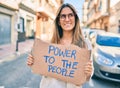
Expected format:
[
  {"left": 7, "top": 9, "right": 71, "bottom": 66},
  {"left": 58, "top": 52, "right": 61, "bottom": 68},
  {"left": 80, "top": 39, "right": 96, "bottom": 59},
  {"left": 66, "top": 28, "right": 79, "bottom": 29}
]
[{"left": 63, "top": 27, "right": 74, "bottom": 31}]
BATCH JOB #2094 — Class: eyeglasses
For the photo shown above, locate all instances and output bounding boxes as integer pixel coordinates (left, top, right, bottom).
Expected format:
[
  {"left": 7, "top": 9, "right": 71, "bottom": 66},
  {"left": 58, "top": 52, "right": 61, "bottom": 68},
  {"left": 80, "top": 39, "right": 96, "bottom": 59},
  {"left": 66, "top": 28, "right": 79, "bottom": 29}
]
[{"left": 59, "top": 13, "right": 74, "bottom": 20}]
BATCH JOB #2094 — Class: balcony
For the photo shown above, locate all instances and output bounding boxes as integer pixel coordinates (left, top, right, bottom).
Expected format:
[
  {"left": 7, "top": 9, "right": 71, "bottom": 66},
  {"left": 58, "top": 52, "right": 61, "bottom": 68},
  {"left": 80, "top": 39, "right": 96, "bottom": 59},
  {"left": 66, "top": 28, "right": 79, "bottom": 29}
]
[
  {"left": 0, "top": 0, "right": 18, "bottom": 10},
  {"left": 95, "top": 12, "right": 109, "bottom": 20},
  {"left": 36, "top": 7, "right": 55, "bottom": 20}
]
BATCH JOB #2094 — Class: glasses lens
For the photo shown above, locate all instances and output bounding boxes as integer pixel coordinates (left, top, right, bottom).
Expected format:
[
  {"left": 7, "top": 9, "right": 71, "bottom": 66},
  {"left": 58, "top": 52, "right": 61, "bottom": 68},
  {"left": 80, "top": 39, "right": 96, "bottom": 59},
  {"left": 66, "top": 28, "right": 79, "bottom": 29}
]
[
  {"left": 68, "top": 13, "right": 74, "bottom": 18},
  {"left": 60, "top": 14, "right": 66, "bottom": 20},
  {"left": 60, "top": 13, "right": 74, "bottom": 20}
]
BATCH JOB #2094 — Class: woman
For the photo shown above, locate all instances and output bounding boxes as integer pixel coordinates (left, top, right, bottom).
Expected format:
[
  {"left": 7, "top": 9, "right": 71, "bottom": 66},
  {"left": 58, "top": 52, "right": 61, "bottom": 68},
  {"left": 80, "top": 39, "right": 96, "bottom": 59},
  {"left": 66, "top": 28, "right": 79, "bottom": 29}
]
[{"left": 27, "top": 3, "right": 93, "bottom": 88}]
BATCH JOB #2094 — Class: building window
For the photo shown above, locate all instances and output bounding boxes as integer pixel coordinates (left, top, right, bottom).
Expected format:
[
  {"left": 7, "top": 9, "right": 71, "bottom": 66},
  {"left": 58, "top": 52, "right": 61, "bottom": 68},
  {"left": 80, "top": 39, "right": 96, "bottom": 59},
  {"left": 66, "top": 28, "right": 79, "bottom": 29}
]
[
  {"left": 98, "top": 0, "right": 102, "bottom": 11},
  {"left": 87, "top": 9, "right": 95, "bottom": 19},
  {"left": 87, "top": 0, "right": 93, "bottom": 9}
]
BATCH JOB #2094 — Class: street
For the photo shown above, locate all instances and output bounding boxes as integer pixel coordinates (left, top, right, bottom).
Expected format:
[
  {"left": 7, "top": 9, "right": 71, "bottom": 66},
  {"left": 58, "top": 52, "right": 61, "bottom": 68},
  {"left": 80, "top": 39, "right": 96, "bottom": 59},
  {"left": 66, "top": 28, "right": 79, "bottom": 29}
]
[
  {"left": 0, "top": 54, "right": 41, "bottom": 88},
  {"left": 0, "top": 53, "right": 120, "bottom": 88},
  {"left": 1, "top": 0, "right": 120, "bottom": 88}
]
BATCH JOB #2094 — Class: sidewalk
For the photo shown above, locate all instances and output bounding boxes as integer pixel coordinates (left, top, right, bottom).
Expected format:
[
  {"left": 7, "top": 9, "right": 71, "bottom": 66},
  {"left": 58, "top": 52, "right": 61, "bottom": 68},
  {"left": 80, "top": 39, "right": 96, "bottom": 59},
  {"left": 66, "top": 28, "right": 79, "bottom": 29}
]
[{"left": 0, "top": 39, "right": 34, "bottom": 63}]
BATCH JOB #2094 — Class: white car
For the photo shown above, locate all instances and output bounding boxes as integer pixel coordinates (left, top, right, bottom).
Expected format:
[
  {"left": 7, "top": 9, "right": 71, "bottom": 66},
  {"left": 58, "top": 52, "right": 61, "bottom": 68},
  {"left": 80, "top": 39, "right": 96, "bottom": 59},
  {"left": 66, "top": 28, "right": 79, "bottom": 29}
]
[{"left": 92, "top": 32, "right": 120, "bottom": 82}]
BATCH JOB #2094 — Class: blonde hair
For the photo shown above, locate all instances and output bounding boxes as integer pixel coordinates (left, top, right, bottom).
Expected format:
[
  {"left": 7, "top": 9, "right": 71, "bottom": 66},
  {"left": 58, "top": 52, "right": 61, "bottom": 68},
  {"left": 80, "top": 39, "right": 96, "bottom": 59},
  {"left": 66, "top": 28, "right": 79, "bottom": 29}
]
[{"left": 51, "top": 3, "right": 85, "bottom": 48}]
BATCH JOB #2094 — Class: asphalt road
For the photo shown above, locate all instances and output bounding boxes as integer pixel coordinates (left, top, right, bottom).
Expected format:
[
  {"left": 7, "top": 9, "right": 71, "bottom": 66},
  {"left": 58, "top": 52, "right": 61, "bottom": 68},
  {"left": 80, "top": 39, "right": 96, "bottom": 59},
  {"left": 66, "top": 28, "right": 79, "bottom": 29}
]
[
  {"left": 0, "top": 53, "right": 120, "bottom": 88},
  {"left": 0, "top": 54, "right": 41, "bottom": 88}
]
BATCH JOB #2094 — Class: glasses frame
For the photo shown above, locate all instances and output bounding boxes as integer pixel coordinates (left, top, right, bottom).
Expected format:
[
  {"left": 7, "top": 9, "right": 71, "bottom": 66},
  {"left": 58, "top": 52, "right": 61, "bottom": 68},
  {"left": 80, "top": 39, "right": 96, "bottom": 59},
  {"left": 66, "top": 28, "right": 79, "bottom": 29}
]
[{"left": 59, "top": 13, "right": 75, "bottom": 21}]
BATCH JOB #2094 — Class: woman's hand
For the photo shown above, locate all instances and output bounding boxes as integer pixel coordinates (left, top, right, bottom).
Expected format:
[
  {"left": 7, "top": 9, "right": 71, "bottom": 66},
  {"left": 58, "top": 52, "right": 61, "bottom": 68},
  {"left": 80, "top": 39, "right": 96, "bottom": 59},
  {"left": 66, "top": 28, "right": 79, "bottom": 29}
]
[
  {"left": 27, "top": 54, "right": 34, "bottom": 66},
  {"left": 84, "top": 60, "right": 93, "bottom": 81}
]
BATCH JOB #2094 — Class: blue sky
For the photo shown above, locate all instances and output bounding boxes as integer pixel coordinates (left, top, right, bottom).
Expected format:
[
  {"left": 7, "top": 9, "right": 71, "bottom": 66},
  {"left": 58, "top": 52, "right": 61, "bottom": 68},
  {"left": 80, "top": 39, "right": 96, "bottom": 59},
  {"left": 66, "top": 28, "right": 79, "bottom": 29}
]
[{"left": 64, "top": 0, "right": 85, "bottom": 21}]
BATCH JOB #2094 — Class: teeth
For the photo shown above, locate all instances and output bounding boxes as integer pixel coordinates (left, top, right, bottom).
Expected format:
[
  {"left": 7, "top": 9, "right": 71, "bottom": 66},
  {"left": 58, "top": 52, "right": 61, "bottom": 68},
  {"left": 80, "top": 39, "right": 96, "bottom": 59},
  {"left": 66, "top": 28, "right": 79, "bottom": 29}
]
[{"left": 65, "top": 24, "right": 71, "bottom": 26}]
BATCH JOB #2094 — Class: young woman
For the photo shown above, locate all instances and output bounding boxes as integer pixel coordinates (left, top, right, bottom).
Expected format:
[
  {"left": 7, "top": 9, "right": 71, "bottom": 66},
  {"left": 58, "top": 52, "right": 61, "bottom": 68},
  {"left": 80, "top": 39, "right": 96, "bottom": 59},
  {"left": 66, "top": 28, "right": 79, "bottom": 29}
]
[{"left": 27, "top": 3, "right": 93, "bottom": 88}]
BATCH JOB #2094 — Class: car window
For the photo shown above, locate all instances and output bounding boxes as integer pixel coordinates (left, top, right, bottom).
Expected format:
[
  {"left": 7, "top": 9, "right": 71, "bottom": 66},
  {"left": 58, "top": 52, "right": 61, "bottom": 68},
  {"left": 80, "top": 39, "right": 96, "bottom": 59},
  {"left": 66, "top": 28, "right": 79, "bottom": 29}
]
[{"left": 96, "top": 34, "right": 120, "bottom": 47}]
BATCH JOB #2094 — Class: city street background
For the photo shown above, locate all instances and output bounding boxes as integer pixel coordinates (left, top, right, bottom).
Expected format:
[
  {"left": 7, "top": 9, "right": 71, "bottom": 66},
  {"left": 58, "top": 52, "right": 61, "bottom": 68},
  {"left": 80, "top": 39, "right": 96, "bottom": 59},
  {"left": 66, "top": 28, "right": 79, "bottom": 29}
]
[{"left": 0, "top": 0, "right": 120, "bottom": 88}]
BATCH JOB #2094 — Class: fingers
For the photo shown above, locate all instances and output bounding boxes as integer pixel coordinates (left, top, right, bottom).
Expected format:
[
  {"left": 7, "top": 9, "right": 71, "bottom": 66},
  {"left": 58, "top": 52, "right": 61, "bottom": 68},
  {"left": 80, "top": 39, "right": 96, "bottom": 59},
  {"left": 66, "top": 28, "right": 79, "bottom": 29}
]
[
  {"left": 27, "top": 54, "right": 34, "bottom": 66},
  {"left": 84, "top": 61, "right": 93, "bottom": 76}
]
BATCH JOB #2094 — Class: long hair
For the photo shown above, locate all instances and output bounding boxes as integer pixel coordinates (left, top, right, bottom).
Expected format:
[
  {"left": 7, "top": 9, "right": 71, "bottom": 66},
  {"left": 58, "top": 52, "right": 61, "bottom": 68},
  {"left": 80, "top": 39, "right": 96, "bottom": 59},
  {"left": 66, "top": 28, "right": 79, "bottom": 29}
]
[{"left": 51, "top": 3, "right": 85, "bottom": 48}]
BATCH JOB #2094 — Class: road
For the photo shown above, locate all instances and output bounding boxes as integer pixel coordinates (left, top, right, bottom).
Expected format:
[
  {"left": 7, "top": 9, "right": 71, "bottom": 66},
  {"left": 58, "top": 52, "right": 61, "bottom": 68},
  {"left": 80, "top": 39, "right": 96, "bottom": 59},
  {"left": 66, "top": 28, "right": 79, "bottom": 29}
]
[
  {"left": 0, "top": 54, "right": 41, "bottom": 88},
  {"left": 0, "top": 53, "right": 120, "bottom": 88}
]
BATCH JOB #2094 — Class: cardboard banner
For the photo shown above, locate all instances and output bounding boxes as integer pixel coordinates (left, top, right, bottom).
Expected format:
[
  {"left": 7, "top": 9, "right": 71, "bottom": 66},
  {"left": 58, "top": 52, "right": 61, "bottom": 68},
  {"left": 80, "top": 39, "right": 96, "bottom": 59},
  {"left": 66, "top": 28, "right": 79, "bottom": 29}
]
[{"left": 31, "top": 38, "right": 91, "bottom": 86}]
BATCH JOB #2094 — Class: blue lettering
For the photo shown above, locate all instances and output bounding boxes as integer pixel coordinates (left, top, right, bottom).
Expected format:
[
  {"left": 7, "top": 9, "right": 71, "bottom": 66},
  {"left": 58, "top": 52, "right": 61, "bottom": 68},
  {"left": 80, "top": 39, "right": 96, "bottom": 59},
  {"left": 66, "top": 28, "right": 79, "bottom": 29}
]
[
  {"left": 54, "top": 47, "right": 59, "bottom": 56},
  {"left": 62, "top": 60, "right": 68, "bottom": 68},
  {"left": 48, "top": 45, "right": 55, "bottom": 54},
  {"left": 48, "top": 45, "right": 76, "bottom": 60},
  {"left": 59, "top": 50, "right": 65, "bottom": 57},
  {"left": 69, "top": 70, "right": 75, "bottom": 78},
  {"left": 71, "top": 50, "right": 76, "bottom": 60},
  {"left": 43, "top": 56, "right": 49, "bottom": 63},
  {"left": 48, "top": 65, "right": 52, "bottom": 72},
  {"left": 48, "top": 56, "right": 55, "bottom": 64},
  {"left": 48, "top": 65, "right": 56, "bottom": 73},
  {"left": 66, "top": 61, "right": 72, "bottom": 69},
  {"left": 72, "top": 62, "right": 78, "bottom": 69},
  {"left": 56, "top": 67, "right": 61, "bottom": 74},
  {"left": 44, "top": 56, "right": 55, "bottom": 64},
  {"left": 61, "top": 68, "right": 67, "bottom": 76},
  {"left": 47, "top": 65, "right": 74, "bottom": 78},
  {"left": 66, "top": 50, "right": 71, "bottom": 58},
  {"left": 62, "top": 60, "right": 77, "bottom": 69}
]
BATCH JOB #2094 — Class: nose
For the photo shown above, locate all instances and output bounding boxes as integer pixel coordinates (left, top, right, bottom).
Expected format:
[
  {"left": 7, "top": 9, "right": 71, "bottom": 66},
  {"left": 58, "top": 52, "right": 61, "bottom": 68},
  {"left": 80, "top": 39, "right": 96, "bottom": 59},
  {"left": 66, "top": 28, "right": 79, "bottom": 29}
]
[{"left": 65, "top": 15, "right": 70, "bottom": 21}]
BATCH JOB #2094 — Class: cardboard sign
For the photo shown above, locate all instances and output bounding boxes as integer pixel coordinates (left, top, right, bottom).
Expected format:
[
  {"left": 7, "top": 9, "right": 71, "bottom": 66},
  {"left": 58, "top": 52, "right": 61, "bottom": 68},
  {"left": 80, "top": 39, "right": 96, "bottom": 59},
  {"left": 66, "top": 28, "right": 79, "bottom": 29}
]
[{"left": 31, "top": 38, "right": 91, "bottom": 86}]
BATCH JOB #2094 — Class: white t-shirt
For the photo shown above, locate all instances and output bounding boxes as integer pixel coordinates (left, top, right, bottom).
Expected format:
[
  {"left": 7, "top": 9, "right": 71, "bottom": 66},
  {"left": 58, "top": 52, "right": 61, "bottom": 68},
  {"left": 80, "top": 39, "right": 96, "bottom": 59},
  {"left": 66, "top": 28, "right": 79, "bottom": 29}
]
[{"left": 39, "top": 38, "right": 92, "bottom": 88}]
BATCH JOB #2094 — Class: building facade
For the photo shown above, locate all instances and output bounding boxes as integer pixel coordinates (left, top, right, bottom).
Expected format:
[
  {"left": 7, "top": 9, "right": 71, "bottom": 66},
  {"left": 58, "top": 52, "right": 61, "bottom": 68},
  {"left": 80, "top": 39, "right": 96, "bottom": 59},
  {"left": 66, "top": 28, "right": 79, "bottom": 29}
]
[
  {"left": 82, "top": 0, "right": 110, "bottom": 31},
  {"left": 0, "top": 1, "right": 19, "bottom": 45},
  {"left": 18, "top": 0, "right": 36, "bottom": 41},
  {"left": 0, "top": 0, "right": 63, "bottom": 45},
  {"left": 0, "top": 0, "right": 36, "bottom": 45},
  {"left": 36, "top": 0, "right": 63, "bottom": 41},
  {"left": 109, "top": 0, "right": 120, "bottom": 33},
  {"left": 82, "top": 0, "right": 120, "bottom": 34}
]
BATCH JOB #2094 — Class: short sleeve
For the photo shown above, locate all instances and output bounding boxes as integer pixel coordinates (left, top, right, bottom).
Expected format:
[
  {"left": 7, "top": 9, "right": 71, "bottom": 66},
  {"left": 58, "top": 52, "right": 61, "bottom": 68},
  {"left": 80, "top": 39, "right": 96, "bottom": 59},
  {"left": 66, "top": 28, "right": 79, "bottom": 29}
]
[
  {"left": 84, "top": 38, "right": 92, "bottom": 50},
  {"left": 84, "top": 38, "right": 94, "bottom": 79}
]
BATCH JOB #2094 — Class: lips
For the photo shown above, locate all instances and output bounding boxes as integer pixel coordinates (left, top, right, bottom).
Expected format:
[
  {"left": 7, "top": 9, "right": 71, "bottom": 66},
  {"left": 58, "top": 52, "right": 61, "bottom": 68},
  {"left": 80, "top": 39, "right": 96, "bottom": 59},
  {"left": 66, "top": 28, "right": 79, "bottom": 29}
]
[{"left": 64, "top": 24, "right": 71, "bottom": 27}]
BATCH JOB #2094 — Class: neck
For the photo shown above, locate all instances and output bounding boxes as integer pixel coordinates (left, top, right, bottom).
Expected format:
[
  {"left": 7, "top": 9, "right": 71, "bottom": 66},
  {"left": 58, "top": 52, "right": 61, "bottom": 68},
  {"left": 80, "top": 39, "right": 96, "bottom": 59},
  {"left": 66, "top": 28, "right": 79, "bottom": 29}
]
[
  {"left": 60, "top": 31, "right": 73, "bottom": 45},
  {"left": 62, "top": 30, "right": 73, "bottom": 40}
]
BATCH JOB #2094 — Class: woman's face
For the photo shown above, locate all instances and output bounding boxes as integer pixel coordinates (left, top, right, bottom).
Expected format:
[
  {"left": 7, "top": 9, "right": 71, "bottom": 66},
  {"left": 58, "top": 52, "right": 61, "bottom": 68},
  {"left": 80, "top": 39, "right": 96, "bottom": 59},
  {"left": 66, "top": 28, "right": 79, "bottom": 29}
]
[{"left": 59, "top": 7, "right": 75, "bottom": 32}]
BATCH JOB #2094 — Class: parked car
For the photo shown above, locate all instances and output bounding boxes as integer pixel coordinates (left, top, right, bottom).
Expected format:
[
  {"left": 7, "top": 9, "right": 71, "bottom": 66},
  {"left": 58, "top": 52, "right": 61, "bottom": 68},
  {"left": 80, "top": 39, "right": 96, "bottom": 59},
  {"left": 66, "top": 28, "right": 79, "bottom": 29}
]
[
  {"left": 82, "top": 28, "right": 105, "bottom": 47},
  {"left": 92, "top": 32, "right": 120, "bottom": 82}
]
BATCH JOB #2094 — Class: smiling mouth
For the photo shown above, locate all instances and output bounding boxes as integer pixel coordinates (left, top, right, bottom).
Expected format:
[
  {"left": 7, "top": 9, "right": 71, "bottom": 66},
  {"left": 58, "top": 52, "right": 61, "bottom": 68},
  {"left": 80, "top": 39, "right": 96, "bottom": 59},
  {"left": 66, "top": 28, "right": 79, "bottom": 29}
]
[{"left": 64, "top": 24, "right": 71, "bottom": 26}]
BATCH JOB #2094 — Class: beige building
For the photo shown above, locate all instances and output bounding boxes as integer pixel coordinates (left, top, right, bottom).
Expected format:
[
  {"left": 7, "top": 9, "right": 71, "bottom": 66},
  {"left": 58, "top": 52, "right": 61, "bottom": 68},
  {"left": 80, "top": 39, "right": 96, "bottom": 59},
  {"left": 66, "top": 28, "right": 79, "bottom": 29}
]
[
  {"left": 82, "top": 0, "right": 88, "bottom": 28},
  {"left": 82, "top": 0, "right": 120, "bottom": 34},
  {"left": 0, "top": 0, "right": 19, "bottom": 45},
  {"left": 36, "top": 0, "right": 63, "bottom": 41},
  {"left": 82, "top": 0, "right": 110, "bottom": 32},
  {"left": 0, "top": 0, "right": 63, "bottom": 45},
  {"left": 0, "top": 0, "right": 37, "bottom": 45},
  {"left": 109, "top": 0, "right": 120, "bottom": 33},
  {"left": 18, "top": 0, "right": 36, "bottom": 40}
]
